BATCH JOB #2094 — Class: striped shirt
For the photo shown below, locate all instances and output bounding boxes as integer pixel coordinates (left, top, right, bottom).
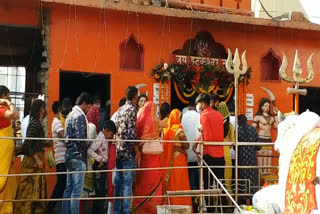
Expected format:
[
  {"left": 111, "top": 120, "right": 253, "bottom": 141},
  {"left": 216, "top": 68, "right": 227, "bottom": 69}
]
[
  {"left": 88, "top": 132, "right": 109, "bottom": 163},
  {"left": 52, "top": 117, "right": 66, "bottom": 165}
]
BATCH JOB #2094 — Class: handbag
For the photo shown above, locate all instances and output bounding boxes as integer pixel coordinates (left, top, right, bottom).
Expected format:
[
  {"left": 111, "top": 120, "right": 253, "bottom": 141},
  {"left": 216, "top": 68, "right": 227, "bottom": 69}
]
[{"left": 142, "top": 139, "right": 163, "bottom": 155}]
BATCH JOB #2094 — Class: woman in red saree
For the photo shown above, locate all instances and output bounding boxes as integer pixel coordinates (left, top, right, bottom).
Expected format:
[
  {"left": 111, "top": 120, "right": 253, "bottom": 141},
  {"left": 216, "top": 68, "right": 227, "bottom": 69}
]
[
  {"left": 133, "top": 101, "right": 164, "bottom": 213},
  {"left": 161, "top": 109, "right": 192, "bottom": 206}
]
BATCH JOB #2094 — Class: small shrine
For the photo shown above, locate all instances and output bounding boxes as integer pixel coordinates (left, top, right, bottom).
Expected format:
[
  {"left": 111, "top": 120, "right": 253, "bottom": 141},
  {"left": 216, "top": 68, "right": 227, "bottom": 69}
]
[{"left": 151, "top": 31, "right": 252, "bottom": 113}]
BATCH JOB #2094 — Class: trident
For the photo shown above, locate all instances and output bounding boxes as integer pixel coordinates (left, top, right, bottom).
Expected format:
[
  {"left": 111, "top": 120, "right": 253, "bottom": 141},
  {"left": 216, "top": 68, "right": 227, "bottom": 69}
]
[
  {"left": 225, "top": 48, "right": 247, "bottom": 207},
  {"left": 279, "top": 50, "right": 314, "bottom": 113}
]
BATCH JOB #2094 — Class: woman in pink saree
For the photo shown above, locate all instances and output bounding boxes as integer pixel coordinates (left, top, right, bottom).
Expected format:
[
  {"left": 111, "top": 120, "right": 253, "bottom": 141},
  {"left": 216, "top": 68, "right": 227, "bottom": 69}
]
[{"left": 133, "top": 101, "right": 166, "bottom": 213}]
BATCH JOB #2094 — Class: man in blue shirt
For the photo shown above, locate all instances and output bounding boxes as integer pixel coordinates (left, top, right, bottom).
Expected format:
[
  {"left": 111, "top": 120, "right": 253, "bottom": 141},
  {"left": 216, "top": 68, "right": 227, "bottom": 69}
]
[{"left": 62, "top": 92, "right": 93, "bottom": 214}]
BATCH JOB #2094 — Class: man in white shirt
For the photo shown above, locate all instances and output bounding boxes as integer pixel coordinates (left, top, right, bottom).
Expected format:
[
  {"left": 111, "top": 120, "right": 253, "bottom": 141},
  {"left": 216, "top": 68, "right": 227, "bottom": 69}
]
[
  {"left": 48, "top": 101, "right": 67, "bottom": 213},
  {"left": 110, "top": 97, "right": 126, "bottom": 123},
  {"left": 181, "top": 99, "right": 200, "bottom": 213}
]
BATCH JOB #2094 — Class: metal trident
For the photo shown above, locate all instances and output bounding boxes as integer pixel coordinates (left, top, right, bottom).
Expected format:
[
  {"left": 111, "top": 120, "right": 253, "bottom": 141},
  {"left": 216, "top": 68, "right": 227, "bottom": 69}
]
[
  {"left": 226, "top": 48, "right": 248, "bottom": 78},
  {"left": 225, "top": 48, "right": 248, "bottom": 205},
  {"left": 279, "top": 50, "right": 314, "bottom": 113}
]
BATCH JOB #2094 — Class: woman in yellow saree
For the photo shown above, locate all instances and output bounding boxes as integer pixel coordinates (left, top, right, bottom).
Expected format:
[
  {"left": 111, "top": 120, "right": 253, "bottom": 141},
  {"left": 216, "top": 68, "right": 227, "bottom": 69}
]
[
  {"left": 218, "top": 102, "right": 234, "bottom": 205},
  {"left": 161, "top": 109, "right": 192, "bottom": 206},
  {"left": 0, "top": 85, "right": 19, "bottom": 214}
]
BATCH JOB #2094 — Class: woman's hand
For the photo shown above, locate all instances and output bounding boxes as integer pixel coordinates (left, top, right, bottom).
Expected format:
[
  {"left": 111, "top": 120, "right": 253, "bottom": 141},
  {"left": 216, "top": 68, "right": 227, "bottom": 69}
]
[
  {"left": 1, "top": 99, "right": 19, "bottom": 120},
  {"left": 134, "top": 145, "right": 141, "bottom": 168},
  {"left": 0, "top": 99, "right": 10, "bottom": 107},
  {"left": 36, "top": 159, "right": 44, "bottom": 169},
  {"left": 33, "top": 154, "right": 44, "bottom": 168}
]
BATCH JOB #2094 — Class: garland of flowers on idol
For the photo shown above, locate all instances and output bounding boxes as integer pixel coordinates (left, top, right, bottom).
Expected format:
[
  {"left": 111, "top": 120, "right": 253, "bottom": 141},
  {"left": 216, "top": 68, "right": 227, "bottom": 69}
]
[{"left": 151, "top": 62, "right": 252, "bottom": 100}]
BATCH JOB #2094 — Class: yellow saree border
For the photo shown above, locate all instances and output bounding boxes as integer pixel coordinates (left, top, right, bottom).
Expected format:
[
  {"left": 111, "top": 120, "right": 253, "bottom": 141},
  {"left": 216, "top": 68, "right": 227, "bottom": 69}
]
[
  {"left": 285, "top": 128, "right": 320, "bottom": 214},
  {"left": 0, "top": 123, "right": 16, "bottom": 214}
]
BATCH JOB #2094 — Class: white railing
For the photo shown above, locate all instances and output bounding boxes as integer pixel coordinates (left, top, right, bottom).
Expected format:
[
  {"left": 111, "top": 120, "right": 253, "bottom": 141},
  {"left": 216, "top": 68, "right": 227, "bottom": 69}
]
[{"left": 0, "top": 135, "right": 279, "bottom": 213}]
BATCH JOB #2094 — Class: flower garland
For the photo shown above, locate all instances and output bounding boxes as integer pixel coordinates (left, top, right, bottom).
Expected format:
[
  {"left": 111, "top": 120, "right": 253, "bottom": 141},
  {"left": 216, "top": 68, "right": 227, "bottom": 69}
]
[{"left": 152, "top": 62, "right": 252, "bottom": 95}]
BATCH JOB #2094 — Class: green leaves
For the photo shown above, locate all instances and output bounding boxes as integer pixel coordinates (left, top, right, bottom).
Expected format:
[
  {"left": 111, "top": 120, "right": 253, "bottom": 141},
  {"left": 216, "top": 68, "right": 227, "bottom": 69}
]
[{"left": 152, "top": 63, "right": 252, "bottom": 93}]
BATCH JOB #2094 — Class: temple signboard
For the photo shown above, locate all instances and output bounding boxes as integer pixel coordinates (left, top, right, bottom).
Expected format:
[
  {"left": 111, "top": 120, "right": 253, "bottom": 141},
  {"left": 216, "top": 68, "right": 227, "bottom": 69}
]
[{"left": 173, "top": 54, "right": 227, "bottom": 66}]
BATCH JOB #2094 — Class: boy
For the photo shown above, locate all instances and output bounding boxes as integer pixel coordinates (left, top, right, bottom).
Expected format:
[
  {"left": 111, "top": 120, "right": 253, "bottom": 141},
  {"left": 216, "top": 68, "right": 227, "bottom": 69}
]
[
  {"left": 48, "top": 101, "right": 67, "bottom": 213},
  {"left": 88, "top": 120, "right": 116, "bottom": 214}
]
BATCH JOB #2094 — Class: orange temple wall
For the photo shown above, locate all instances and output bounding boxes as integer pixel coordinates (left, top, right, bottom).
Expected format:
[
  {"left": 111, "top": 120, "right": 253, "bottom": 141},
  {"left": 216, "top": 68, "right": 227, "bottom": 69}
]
[
  {"left": 46, "top": 3, "right": 320, "bottom": 121},
  {"left": 0, "top": 0, "right": 40, "bottom": 27},
  {"left": 9, "top": 2, "right": 320, "bottom": 195}
]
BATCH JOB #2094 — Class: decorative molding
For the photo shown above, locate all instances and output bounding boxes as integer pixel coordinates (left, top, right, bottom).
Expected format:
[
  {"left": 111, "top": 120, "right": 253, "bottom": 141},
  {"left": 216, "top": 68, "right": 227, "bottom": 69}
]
[{"left": 41, "top": 0, "right": 320, "bottom": 32}]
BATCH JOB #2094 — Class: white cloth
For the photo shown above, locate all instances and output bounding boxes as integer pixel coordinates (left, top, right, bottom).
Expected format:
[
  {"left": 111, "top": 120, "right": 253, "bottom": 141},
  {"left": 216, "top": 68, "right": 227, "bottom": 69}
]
[
  {"left": 21, "top": 115, "right": 30, "bottom": 140},
  {"left": 229, "top": 116, "right": 235, "bottom": 130},
  {"left": 181, "top": 109, "right": 200, "bottom": 162},
  {"left": 229, "top": 116, "right": 236, "bottom": 160},
  {"left": 107, "top": 202, "right": 114, "bottom": 214},
  {"left": 230, "top": 148, "right": 236, "bottom": 160},
  {"left": 253, "top": 184, "right": 282, "bottom": 212},
  {"left": 276, "top": 112, "right": 320, "bottom": 211},
  {"left": 252, "top": 111, "right": 320, "bottom": 212},
  {"left": 51, "top": 117, "right": 66, "bottom": 165},
  {"left": 182, "top": 107, "right": 189, "bottom": 115},
  {"left": 88, "top": 123, "right": 97, "bottom": 140},
  {"left": 110, "top": 110, "right": 118, "bottom": 123}
]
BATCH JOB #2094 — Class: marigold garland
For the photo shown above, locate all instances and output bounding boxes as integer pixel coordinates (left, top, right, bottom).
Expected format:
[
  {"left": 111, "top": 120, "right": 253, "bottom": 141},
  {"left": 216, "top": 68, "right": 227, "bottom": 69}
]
[
  {"left": 183, "top": 84, "right": 196, "bottom": 98},
  {"left": 173, "top": 81, "right": 189, "bottom": 104},
  {"left": 152, "top": 62, "right": 252, "bottom": 96}
]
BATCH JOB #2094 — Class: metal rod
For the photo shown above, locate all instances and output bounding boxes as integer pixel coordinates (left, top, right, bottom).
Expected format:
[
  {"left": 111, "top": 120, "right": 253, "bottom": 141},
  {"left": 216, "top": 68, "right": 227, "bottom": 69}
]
[
  {"left": 234, "top": 76, "right": 239, "bottom": 204},
  {"left": 0, "top": 136, "right": 275, "bottom": 146},
  {"left": 199, "top": 127, "right": 204, "bottom": 213},
  {"left": 0, "top": 194, "right": 223, "bottom": 203},
  {"left": 0, "top": 192, "right": 258, "bottom": 203},
  {"left": 0, "top": 165, "right": 278, "bottom": 178},
  {"left": 199, "top": 153, "right": 244, "bottom": 214},
  {"left": 294, "top": 83, "right": 299, "bottom": 113},
  {"left": 167, "top": 189, "right": 221, "bottom": 196}
]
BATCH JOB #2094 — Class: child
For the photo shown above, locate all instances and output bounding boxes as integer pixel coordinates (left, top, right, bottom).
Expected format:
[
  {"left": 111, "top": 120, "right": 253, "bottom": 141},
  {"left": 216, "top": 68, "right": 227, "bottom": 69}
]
[{"left": 88, "top": 120, "right": 116, "bottom": 214}]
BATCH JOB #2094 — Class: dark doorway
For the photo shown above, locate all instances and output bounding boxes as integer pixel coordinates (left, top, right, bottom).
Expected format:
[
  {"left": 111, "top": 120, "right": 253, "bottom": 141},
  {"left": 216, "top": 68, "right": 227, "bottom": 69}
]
[
  {"left": 60, "top": 71, "right": 110, "bottom": 117},
  {"left": 299, "top": 87, "right": 320, "bottom": 115},
  {"left": 170, "top": 81, "right": 191, "bottom": 111}
]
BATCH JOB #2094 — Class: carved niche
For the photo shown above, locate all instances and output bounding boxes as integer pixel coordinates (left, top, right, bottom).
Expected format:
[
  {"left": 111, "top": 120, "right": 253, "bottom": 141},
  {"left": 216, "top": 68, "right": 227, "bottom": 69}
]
[
  {"left": 120, "top": 35, "right": 144, "bottom": 71},
  {"left": 261, "top": 49, "right": 281, "bottom": 82}
]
